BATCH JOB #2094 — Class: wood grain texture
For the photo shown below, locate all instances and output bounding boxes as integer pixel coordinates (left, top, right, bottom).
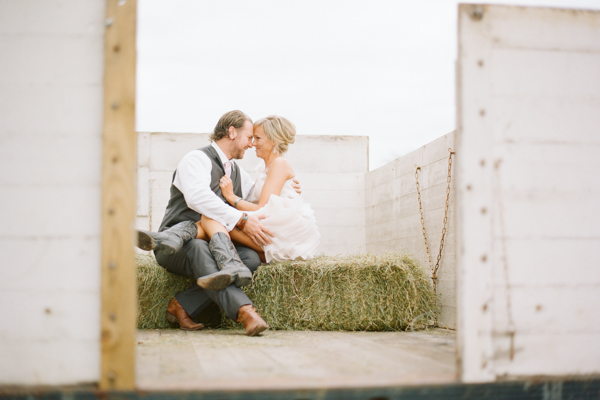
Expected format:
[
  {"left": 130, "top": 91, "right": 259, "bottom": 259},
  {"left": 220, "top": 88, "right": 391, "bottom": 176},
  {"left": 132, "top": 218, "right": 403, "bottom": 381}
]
[
  {"left": 101, "top": 0, "right": 137, "bottom": 390},
  {"left": 456, "top": 4, "right": 600, "bottom": 382}
]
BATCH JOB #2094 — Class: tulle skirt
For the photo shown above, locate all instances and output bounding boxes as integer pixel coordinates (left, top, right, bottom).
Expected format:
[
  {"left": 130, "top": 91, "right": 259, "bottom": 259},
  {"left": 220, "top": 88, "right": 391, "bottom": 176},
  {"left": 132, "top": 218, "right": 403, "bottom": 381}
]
[{"left": 254, "top": 194, "right": 320, "bottom": 263}]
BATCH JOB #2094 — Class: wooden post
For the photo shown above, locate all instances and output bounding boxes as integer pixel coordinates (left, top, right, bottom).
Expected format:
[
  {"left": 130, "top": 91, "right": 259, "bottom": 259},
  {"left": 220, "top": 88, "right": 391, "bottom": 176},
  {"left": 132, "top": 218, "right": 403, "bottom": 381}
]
[{"left": 101, "top": 0, "right": 137, "bottom": 390}]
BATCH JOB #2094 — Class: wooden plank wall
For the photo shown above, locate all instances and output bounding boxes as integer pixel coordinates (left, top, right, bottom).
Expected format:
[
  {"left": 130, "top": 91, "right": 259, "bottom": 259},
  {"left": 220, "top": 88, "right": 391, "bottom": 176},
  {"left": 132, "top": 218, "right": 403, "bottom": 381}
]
[
  {"left": 0, "top": 0, "right": 106, "bottom": 386},
  {"left": 365, "top": 132, "right": 457, "bottom": 329},
  {"left": 457, "top": 4, "right": 600, "bottom": 382}
]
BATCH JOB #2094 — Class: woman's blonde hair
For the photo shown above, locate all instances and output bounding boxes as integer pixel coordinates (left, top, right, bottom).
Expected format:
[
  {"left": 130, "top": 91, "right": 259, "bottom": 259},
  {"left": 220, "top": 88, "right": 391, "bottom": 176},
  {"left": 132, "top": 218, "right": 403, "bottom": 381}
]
[{"left": 254, "top": 115, "right": 296, "bottom": 154}]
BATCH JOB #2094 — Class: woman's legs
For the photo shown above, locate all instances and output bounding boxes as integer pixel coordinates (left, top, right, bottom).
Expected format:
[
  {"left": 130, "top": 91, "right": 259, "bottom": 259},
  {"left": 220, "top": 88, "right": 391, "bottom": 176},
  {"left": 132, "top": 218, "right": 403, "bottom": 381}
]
[
  {"left": 198, "top": 216, "right": 265, "bottom": 262},
  {"left": 194, "top": 221, "right": 210, "bottom": 241}
]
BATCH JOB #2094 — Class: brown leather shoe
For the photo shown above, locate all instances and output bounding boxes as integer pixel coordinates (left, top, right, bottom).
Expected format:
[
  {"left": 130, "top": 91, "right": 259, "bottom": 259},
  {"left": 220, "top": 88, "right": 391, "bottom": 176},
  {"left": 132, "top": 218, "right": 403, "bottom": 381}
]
[
  {"left": 166, "top": 297, "right": 204, "bottom": 331},
  {"left": 236, "top": 305, "right": 268, "bottom": 336}
]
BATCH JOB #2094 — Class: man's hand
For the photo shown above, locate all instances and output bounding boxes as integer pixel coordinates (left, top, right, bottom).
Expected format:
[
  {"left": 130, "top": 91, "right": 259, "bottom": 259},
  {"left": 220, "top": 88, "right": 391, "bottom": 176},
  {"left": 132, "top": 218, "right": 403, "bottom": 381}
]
[
  {"left": 242, "top": 214, "right": 274, "bottom": 246},
  {"left": 292, "top": 178, "right": 301, "bottom": 195}
]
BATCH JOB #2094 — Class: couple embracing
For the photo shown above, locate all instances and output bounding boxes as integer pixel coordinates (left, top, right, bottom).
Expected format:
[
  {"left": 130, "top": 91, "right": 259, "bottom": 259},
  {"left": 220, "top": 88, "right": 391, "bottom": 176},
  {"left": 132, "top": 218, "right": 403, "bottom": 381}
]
[{"left": 137, "top": 110, "right": 320, "bottom": 336}]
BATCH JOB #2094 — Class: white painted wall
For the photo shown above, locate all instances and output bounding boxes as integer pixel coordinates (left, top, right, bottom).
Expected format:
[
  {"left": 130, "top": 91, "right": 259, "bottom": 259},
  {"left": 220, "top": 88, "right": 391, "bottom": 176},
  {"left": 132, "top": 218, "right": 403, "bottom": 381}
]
[
  {"left": 365, "top": 132, "right": 457, "bottom": 328},
  {"left": 0, "top": 0, "right": 104, "bottom": 385},
  {"left": 136, "top": 133, "right": 368, "bottom": 256},
  {"left": 457, "top": 4, "right": 600, "bottom": 382}
]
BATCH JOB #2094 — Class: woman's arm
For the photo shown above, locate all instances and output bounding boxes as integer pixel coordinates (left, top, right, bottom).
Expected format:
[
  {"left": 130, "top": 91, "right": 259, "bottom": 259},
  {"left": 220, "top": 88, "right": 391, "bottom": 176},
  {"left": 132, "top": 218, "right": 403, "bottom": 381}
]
[{"left": 220, "top": 158, "right": 294, "bottom": 211}]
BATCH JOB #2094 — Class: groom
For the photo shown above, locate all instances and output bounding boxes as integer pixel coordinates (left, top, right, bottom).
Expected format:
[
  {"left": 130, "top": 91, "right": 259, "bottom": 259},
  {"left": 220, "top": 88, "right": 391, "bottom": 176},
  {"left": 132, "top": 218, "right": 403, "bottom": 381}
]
[{"left": 141, "top": 110, "right": 278, "bottom": 336}]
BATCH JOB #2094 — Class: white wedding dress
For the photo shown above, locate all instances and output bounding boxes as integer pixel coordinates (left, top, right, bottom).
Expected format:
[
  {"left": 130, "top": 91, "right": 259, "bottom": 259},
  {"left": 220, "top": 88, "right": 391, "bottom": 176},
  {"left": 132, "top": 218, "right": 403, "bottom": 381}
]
[{"left": 247, "top": 169, "right": 320, "bottom": 263}]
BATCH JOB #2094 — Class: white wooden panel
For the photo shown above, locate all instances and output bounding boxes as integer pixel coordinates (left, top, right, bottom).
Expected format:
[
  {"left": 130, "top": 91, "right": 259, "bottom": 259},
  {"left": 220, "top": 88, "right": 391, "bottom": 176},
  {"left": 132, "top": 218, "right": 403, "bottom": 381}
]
[
  {"left": 138, "top": 132, "right": 151, "bottom": 167},
  {"left": 0, "top": 85, "right": 103, "bottom": 136},
  {"left": 502, "top": 238, "right": 600, "bottom": 286},
  {"left": 0, "top": 133, "right": 101, "bottom": 185},
  {"left": 137, "top": 167, "right": 150, "bottom": 217},
  {"left": 457, "top": 4, "right": 600, "bottom": 382},
  {"left": 0, "top": 187, "right": 101, "bottom": 237},
  {"left": 313, "top": 207, "right": 365, "bottom": 228},
  {"left": 490, "top": 286, "right": 600, "bottom": 334},
  {"left": 0, "top": 36, "right": 102, "bottom": 85},
  {"left": 286, "top": 136, "right": 368, "bottom": 174},
  {"left": 496, "top": 143, "right": 600, "bottom": 195},
  {"left": 485, "top": 6, "right": 600, "bottom": 52},
  {"left": 301, "top": 190, "right": 364, "bottom": 209},
  {"left": 0, "top": 339, "right": 99, "bottom": 385},
  {"left": 317, "top": 226, "right": 366, "bottom": 255},
  {"left": 293, "top": 172, "right": 364, "bottom": 191},
  {"left": 136, "top": 216, "right": 150, "bottom": 232},
  {"left": 0, "top": 237, "right": 100, "bottom": 291},
  {"left": 422, "top": 133, "right": 456, "bottom": 165},
  {"left": 149, "top": 171, "right": 173, "bottom": 231},
  {"left": 493, "top": 333, "right": 600, "bottom": 376},
  {"left": 392, "top": 147, "right": 424, "bottom": 180},
  {"left": 0, "top": 289, "right": 99, "bottom": 342},
  {"left": 0, "top": 0, "right": 104, "bottom": 385},
  {"left": 0, "top": 0, "right": 105, "bottom": 35},
  {"left": 149, "top": 133, "right": 209, "bottom": 171},
  {"left": 492, "top": 98, "right": 600, "bottom": 145}
]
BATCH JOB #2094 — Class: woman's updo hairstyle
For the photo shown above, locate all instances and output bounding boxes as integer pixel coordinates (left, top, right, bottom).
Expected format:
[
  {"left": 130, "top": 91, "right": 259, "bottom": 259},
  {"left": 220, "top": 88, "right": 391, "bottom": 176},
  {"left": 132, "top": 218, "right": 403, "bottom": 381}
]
[{"left": 254, "top": 115, "right": 296, "bottom": 155}]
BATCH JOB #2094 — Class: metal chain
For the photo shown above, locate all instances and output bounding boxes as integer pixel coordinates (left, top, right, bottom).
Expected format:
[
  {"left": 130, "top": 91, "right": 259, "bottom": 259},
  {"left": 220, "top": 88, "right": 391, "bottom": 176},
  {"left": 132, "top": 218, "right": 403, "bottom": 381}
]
[{"left": 415, "top": 148, "right": 455, "bottom": 292}]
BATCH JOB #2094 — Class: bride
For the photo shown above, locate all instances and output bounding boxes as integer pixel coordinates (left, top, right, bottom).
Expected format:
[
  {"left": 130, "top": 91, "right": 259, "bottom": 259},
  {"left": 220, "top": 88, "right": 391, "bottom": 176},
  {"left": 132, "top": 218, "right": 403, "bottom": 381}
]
[{"left": 196, "top": 115, "right": 320, "bottom": 268}]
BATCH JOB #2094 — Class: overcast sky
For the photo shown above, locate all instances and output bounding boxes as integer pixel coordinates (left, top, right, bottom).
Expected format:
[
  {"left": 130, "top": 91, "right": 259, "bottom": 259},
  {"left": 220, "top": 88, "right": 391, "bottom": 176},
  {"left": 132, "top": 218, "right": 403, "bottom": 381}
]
[{"left": 136, "top": 0, "right": 600, "bottom": 170}]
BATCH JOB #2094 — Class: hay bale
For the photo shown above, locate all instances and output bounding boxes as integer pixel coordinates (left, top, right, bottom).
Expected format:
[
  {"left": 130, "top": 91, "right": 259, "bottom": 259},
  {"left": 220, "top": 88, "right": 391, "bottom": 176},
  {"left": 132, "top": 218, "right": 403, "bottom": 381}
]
[
  {"left": 137, "top": 252, "right": 438, "bottom": 331},
  {"left": 137, "top": 254, "right": 224, "bottom": 329},
  {"left": 222, "top": 252, "right": 439, "bottom": 331},
  {"left": 137, "top": 254, "right": 194, "bottom": 329}
]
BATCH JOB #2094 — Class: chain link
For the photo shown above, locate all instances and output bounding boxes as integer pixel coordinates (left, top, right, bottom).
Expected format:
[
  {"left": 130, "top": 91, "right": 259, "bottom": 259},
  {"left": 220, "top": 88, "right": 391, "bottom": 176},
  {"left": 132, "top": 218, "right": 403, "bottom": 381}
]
[{"left": 415, "top": 148, "right": 455, "bottom": 293}]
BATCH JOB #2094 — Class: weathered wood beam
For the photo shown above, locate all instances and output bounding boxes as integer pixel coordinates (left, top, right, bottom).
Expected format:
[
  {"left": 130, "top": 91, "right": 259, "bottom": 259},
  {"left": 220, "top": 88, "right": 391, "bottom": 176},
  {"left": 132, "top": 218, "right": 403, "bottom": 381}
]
[{"left": 101, "top": 0, "right": 137, "bottom": 390}]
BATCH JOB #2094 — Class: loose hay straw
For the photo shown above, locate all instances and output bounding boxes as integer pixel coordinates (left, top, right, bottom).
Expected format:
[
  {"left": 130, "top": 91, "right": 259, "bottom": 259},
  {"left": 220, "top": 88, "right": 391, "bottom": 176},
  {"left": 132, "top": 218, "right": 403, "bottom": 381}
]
[{"left": 137, "top": 252, "right": 439, "bottom": 331}]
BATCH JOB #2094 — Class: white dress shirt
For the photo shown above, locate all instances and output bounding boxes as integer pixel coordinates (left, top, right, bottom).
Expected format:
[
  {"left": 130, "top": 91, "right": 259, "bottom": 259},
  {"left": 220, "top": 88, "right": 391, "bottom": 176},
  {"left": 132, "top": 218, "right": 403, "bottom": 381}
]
[{"left": 173, "top": 142, "right": 255, "bottom": 231}]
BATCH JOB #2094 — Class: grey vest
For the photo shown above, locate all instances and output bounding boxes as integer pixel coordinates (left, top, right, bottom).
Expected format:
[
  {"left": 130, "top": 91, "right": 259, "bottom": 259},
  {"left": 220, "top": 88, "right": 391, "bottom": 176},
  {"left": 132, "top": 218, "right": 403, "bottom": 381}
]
[{"left": 158, "top": 145, "right": 243, "bottom": 231}]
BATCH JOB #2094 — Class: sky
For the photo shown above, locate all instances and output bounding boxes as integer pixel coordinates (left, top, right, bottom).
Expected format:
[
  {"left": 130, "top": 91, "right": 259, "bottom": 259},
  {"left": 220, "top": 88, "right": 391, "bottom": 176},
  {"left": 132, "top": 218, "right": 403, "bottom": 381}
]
[{"left": 136, "top": 0, "right": 600, "bottom": 170}]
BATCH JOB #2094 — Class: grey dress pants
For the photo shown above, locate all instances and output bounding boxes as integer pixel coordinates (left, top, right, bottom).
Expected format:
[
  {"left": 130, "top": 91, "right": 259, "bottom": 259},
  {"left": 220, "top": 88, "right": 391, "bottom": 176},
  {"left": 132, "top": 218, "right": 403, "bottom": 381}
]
[{"left": 155, "top": 238, "right": 261, "bottom": 321}]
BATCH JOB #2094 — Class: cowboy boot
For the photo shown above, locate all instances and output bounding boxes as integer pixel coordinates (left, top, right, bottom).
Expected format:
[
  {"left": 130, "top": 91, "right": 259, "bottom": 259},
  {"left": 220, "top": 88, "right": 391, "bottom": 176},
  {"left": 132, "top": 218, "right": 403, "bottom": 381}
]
[
  {"left": 137, "top": 220, "right": 198, "bottom": 256},
  {"left": 166, "top": 297, "right": 204, "bottom": 331},
  {"left": 196, "top": 232, "right": 253, "bottom": 291},
  {"left": 237, "top": 305, "right": 268, "bottom": 336}
]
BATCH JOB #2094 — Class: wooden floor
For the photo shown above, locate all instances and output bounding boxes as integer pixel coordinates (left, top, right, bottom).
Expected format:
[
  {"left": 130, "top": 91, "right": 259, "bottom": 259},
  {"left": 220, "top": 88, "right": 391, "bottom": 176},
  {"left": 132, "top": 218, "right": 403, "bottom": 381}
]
[{"left": 136, "top": 328, "right": 457, "bottom": 391}]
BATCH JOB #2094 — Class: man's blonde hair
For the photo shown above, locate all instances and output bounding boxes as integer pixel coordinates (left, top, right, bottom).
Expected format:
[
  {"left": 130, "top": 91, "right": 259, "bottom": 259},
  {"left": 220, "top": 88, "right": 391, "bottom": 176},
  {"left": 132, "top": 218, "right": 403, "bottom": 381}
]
[
  {"left": 254, "top": 115, "right": 296, "bottom": 154},
  {"left": 210, "top": 110, "right": 252, "bottom": 142}
]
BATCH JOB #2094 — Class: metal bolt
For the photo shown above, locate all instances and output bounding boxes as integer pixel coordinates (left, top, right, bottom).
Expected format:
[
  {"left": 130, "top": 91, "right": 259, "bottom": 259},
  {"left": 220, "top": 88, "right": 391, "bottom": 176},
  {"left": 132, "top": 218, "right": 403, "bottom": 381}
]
[
  {"left": 109, "top": 312, "right": 116, "bottom": 321},
  {"left": 109, "top": 262, "right": 116, "bottom": 270},
  {"left": 105, "top": 18, "right": 114, "bottom": 27},
  {"left": 470, "top": 6, "right": 484, "bottom": 21},
  {"left": 111, "top": 102, "right": 119, "bottom": 110}
]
